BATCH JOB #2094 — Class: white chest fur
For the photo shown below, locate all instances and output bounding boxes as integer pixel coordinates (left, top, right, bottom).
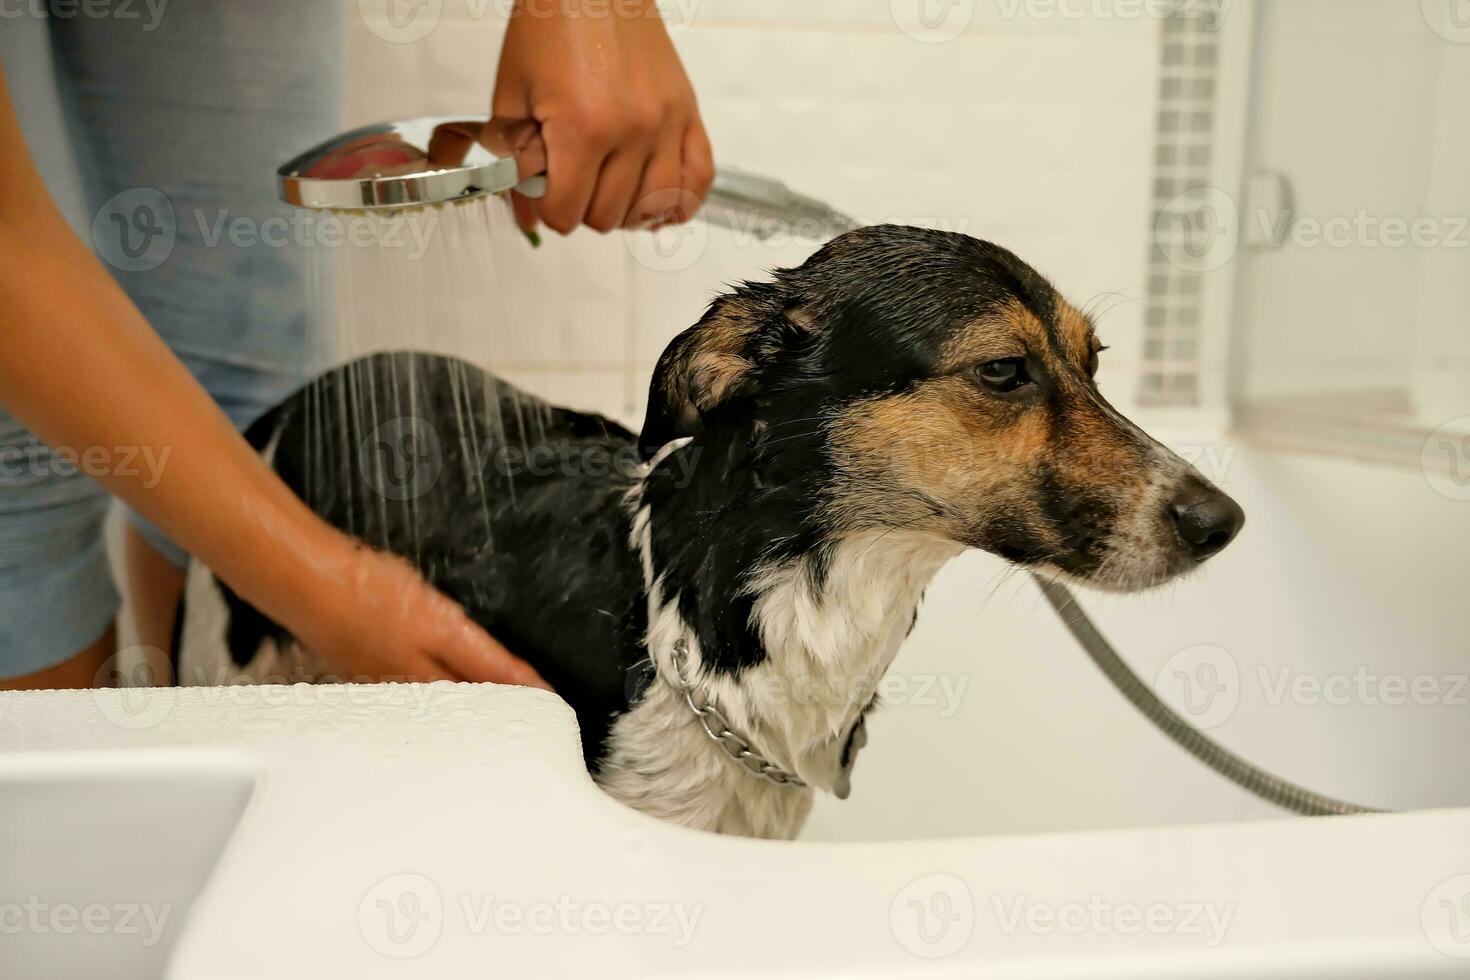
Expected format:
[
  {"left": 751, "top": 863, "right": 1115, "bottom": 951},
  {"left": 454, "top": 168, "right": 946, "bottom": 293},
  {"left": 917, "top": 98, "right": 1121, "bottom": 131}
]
[{"left": 597, "top": 500, "right": 962, "bottom": 839}]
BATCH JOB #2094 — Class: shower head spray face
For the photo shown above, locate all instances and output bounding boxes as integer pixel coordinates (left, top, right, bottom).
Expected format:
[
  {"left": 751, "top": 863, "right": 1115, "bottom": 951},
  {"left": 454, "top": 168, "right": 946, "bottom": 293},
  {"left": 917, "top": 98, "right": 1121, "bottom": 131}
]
[{"left": 276, "top": 116, "right": 548, "bottom": 213}]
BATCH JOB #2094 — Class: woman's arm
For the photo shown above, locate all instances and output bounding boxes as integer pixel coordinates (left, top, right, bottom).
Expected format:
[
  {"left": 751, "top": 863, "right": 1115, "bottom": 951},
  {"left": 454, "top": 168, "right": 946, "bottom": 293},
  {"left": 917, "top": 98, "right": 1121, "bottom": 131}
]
[{"left": 0, "top": 67, "right": 546, "bottom": 688}]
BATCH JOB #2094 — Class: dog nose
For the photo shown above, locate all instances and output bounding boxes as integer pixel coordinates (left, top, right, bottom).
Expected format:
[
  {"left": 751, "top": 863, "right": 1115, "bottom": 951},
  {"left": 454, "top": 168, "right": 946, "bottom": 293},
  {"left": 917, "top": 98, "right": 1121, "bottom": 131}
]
[{"left": 1168, "top": 481, "right": 1244, "bottom": 560}]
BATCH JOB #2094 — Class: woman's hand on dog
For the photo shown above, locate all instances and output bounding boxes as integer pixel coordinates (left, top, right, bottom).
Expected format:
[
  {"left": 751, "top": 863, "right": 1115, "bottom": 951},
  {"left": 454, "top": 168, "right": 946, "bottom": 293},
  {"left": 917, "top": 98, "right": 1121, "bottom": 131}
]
[
  {"left": 489, "top": 0, "right": 714, "bottom": 235},
  {"left": 292, "top": 542, "right": 552, "bottom": 689}
]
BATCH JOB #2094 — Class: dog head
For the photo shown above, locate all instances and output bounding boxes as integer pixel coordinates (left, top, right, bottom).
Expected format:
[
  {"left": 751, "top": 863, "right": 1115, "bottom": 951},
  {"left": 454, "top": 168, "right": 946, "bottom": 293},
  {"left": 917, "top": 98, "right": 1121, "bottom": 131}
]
[{"left": 640, "top": 225, "right": 1243, "bottom": 592}]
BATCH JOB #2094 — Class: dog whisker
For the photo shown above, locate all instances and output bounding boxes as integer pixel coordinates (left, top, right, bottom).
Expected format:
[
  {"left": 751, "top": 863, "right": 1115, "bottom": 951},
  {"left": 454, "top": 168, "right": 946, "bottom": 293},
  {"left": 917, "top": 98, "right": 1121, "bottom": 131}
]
[
  {"left": 757, "top": 430, "right": 824, "bottom": 450},
  {"left": 761, "top": 414, "right": 836, "bottom": 432}
]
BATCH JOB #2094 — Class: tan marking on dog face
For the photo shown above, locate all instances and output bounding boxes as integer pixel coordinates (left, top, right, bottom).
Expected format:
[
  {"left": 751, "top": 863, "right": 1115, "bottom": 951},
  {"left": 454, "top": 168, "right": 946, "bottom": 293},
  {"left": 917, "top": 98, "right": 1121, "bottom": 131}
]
[
  {"left": 1058, "top": 406, "right": 1152, "bottom": 491},
  {"left": 676, "top": 298, "right": 822, "bottom": 417},
  {"left": 939, "top": 299, "right": 1047, "bottom": 372},
  {"left": 939, "top": 296, "right": 1099, "bottom": 380},
  {"left": 826, "top": 374, "right": 1054, "bottom": 537},
  {"left": 1054, "top": 297, "right": 1096, "bottom": 367},
  {"left": 662, "top": 299, "right": 763, "bottom": 428},
  {"left": 824, "top": 289, "right": 1162, "bottom": 569}
]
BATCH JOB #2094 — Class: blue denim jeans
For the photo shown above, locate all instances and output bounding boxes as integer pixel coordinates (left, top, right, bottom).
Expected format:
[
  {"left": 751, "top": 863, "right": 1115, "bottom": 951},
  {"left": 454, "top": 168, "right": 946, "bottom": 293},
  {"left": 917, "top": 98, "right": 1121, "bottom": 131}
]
[{"left": 0, "top": 3, "right": 341, "bottom": 677}]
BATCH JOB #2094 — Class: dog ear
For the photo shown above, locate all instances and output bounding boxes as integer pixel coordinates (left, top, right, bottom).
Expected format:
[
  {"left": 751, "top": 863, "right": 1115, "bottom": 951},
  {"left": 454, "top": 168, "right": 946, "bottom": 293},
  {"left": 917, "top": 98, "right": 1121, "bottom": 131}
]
[{"left": 639, "top": 291, "right": 812, "bottom": 460}]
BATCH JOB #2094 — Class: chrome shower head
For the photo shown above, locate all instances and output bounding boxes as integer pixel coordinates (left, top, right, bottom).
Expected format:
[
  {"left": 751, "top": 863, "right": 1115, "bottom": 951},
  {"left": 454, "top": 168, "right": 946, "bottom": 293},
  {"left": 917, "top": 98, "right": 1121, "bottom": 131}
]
[
  {"left": 276, "top": 115, "right": 858, "bottom": 238},
  {"left": 276, "top": 116, "right": 547, "bottom": 213}
]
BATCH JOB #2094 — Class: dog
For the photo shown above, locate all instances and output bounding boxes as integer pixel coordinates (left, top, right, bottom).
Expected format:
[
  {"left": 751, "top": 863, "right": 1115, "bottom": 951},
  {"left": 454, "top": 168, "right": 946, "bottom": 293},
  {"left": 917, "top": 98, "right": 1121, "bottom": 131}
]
[{"left": 178, "top": 225, "right": 1244, "bottom": 839}]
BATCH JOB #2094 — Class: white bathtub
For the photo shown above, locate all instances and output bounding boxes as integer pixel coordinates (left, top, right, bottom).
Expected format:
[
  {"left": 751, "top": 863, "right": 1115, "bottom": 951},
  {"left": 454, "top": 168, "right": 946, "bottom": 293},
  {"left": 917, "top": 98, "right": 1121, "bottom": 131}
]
[
  {"left": 1, "top": 683, "right": 1466, "bottom": 979},
  {"left": 2, "top": 439, "right": 1467, "bottom": 978}
]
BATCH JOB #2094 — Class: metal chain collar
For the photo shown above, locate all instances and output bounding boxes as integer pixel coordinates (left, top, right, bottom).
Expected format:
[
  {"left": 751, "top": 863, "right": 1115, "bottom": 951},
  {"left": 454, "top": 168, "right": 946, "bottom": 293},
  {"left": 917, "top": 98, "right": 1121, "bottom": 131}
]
[{"left": 665, "top": 639, "right": 807, "bottom": 788}]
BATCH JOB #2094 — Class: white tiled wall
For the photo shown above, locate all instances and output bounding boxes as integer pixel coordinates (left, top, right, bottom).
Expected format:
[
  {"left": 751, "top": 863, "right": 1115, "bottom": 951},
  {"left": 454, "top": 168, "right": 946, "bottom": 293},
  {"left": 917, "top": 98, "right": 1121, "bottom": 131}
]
[{"left": 339, "top": 0, "right": 1164, "bottom": 428}]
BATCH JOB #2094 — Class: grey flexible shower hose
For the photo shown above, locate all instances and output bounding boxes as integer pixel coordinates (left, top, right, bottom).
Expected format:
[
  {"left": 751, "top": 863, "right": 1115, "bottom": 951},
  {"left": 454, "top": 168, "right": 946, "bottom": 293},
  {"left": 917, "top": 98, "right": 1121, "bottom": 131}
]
[{"left": 1033, "top": 574, "right": 1382, "bottom": 817}]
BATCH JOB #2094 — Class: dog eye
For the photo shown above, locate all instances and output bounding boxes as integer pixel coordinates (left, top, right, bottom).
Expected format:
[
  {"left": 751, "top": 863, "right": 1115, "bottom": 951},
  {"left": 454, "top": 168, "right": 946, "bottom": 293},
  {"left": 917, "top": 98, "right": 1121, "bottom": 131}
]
[{"left": 976, "top": 358, "right": 1031, "bottom": 393}]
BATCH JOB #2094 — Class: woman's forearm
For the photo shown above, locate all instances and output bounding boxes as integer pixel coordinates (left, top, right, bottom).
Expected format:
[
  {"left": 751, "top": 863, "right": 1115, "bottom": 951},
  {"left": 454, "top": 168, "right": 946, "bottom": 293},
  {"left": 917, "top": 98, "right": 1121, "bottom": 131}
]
[
  {"left": 0, "top": 214, "right": 352, "bottom": 630},
  {"left": 0, "top": 72, "right": 348, "bottom": 635}
]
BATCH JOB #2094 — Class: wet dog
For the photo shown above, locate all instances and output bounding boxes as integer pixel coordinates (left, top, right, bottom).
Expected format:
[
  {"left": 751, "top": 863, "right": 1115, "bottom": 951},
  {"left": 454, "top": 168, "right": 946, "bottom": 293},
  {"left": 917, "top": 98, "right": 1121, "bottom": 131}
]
[{"left": 178, "top": 225, "right": 1244, "bottom": 839}]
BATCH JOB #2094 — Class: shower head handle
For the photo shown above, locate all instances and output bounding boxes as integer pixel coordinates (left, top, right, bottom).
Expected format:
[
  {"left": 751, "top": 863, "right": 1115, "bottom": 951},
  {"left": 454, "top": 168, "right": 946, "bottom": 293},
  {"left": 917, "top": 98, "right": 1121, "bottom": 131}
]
[
  {"left": 277, "top": 116, "right": 548, "bottom": 212},
  {"left": 277, "top": 115, "right": 859, "bottom": 238}
]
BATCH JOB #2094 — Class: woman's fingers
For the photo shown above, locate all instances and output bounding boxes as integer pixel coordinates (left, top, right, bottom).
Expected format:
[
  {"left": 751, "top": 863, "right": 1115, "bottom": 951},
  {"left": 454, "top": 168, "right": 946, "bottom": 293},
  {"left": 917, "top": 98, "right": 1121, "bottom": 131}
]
[
  {"left": 625, "top": 128, "right": 685, "bottom": 229},
  {"left": 681, "top": 117, "right": 716, "bottom": 216},
  {"left": 645, "top": 121, "right": 716, "bottom": 231},
  {"left": 510, "top": 191, "right": 539, "bottom": 236},
  {"left": 586, "top": 140, "right": 655, "bottom": 233},
  {"left": 432, "top": 603, "right": 553, "bottom": 690},
  {"left": 480, "top": 116, "right": 547, "bottom": 180},
  {"left": 531, "top": 116, "right": 608, "bottom": 235}
]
